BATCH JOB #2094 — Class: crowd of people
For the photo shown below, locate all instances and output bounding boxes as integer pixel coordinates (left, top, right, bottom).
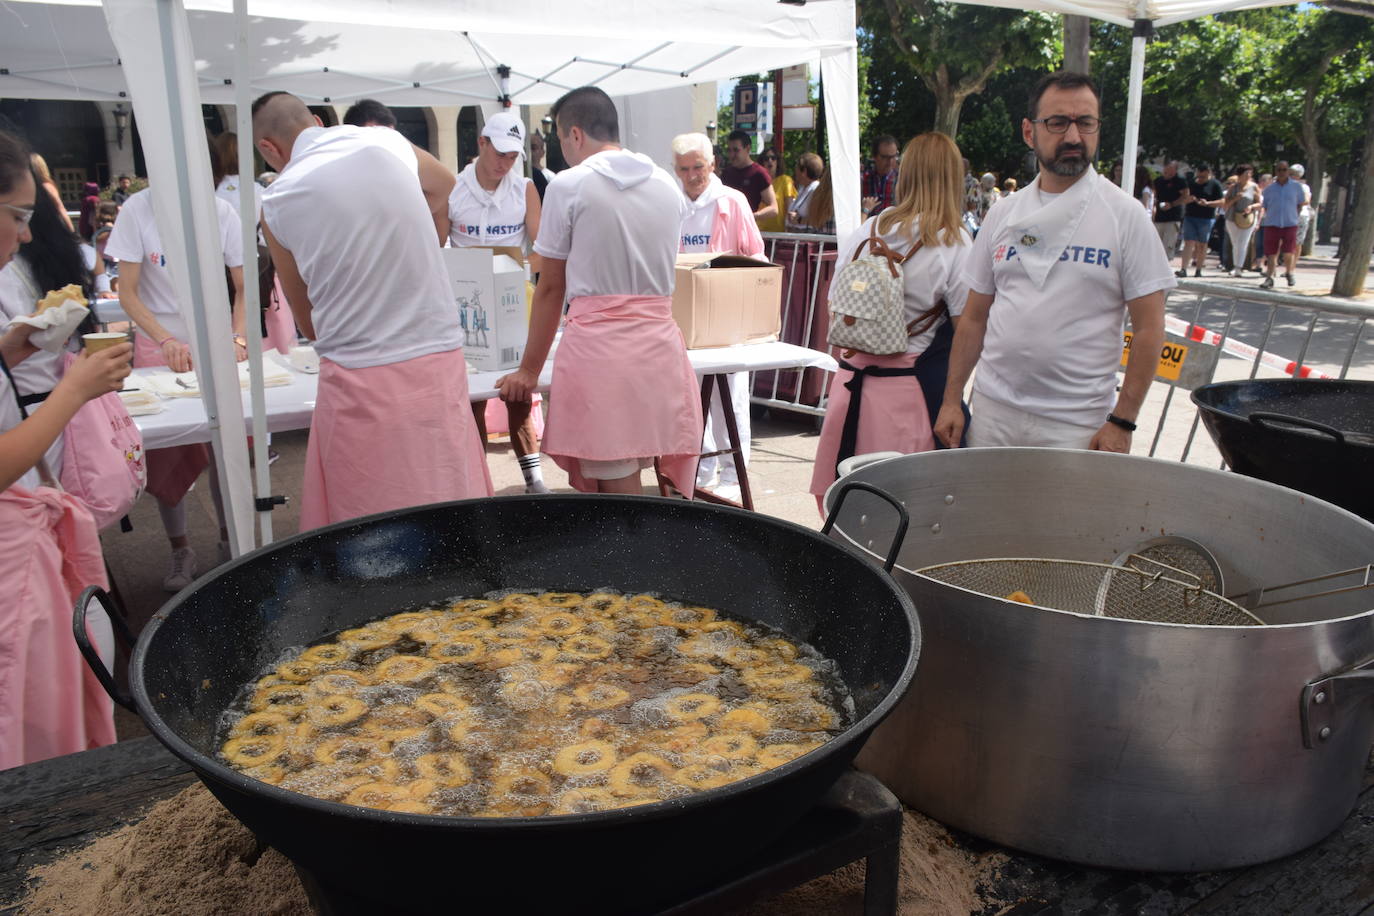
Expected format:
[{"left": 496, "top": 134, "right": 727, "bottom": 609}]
[{"left": 3, "top": 69, "right": 1180, "bottom": 770}]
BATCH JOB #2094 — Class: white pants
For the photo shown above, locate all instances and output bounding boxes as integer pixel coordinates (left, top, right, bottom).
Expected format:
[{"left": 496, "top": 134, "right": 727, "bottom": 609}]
[
  {"left": 698, "top": 370, "right": 751, "bottom": 486},
  {"left": 1225, "top": 221, "right": 1256, "bottom": 271},
  {"left": 968, "top": 393, "right": 1098, "bottom": 449}
]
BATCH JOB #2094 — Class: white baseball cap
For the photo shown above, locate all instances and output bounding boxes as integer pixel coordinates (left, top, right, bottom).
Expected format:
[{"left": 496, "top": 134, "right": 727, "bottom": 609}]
[{"left": 482, "top": 111, "right": 526, "bottom": 154}]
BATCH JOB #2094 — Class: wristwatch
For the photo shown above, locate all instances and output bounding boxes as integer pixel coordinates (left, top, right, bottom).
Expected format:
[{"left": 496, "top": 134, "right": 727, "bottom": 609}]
[
  {"left": 233, "top": 335, "right": 247, "bottom": 347},
  {"left": 1106, "top": 413, "right": 1137, "bottom": 432}
]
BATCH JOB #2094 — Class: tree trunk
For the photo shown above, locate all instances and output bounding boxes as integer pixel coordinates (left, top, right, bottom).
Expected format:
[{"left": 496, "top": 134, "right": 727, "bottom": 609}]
[
  {"left": 1304, "top": 150, "right": 1324, "bottom": 256},
  {"left": 933, "top": 89, "right": 964, "bottom": 139},
  {"left": 1331, "top": 90, "right": 1374, "bottom": 297},
  {"left": 1064, "top": 16, "right": 1091, "bottom": 73}
]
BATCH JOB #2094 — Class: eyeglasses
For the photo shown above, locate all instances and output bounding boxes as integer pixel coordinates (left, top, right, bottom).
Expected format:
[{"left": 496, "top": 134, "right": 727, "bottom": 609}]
[
  {"left": 1031, "top": 115, "right": 1101, "bottom": 134},
  {"left": 2, "top": 203, "right": 35, "bottom": 226}
]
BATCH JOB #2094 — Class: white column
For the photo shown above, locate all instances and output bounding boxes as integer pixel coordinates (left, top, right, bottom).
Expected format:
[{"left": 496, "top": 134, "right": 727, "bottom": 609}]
[
  {"left": 431, "top": 105, "right": 461, "bottom": 171},
  {"left": 1121, "top": 17, "right": 1151, "bottom": 198}
]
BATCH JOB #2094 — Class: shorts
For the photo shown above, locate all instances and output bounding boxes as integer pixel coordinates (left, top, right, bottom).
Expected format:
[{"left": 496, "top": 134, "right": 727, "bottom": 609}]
[
  {"left": 967, "top": 394, "right": 1099, "bottom": 450},
  {"left": 1154, "top": 221, "right": 1180, "bottom": 252},
  {"left": 1263, "top": 225, "right": 1298, "bottom": 257},
  {"left": 1181, "top": 216, "right": 1214, "bottom": 244},
  {"left": 579, "top": 457, "right": 653, "bottom": 480}
]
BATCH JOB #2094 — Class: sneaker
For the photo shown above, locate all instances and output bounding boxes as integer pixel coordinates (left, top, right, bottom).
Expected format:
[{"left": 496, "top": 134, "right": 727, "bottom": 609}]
[
  {"left": 524, "top": 480, "right": 551, "bottom": 495},
  {"left": 1193, "top": 268, "right": 1202, "bottom": 278},
  {"left": 1232, "top": 269, "right": 1243, "bottom": 278},
  {"left": 713, "top": 483, "right": 743, "bottom": 503},
  {"left": 1175, "top": 269, "right": 1188, "bottom": 279},
  {"left": 163, "top": 547, "right": 198, "bottom": 592},
  {"left": 1286, "top": 273, "right": 1296, "bottom": 287},
  {"left": 1260, "top": 276, "right": 1274, "bottom": 290}
]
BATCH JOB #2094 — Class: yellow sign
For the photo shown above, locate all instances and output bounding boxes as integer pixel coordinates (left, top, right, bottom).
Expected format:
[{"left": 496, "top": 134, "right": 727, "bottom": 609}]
[{"left": 1122, "top": 332, "right": 1187, "bottom": 382}]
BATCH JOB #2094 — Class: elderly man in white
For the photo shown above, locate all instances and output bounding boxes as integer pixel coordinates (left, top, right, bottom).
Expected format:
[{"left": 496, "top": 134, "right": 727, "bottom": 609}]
[{"left": 672, "top": 132, "right": 765, "bottom": 502}]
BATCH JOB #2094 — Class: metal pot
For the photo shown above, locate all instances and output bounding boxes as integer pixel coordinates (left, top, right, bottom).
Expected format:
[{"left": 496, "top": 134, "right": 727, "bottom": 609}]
[
  {"left": 78, "top": 494, "right": 918, "bottom": 913},
  {"left": 1192, "top": 378, "right": 1374, "bottom": 521},
  {"left": 824, "top": 448, "right": 1374, "bottom": 871}
]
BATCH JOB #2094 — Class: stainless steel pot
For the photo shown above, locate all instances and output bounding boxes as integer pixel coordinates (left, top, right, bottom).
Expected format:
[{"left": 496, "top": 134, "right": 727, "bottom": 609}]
[{"left": 824, "top": 448, "right": 1374, "bottom": 871}]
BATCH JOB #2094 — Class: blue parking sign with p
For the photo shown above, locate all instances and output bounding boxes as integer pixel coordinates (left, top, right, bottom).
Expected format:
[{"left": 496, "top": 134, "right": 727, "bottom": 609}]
[{"left": 734, "top": 83, "right": 758, "bottom": 132}]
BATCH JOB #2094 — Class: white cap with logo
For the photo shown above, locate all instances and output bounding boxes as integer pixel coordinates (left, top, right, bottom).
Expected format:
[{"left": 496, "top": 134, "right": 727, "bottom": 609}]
[{"left": 482, "top": 112, "right": 526, "bottom": 154}]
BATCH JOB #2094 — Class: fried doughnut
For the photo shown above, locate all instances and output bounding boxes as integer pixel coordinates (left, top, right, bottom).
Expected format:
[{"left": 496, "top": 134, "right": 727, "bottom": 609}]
[
  {"left": 723, "top": 646, "right": 770, "bottom": 667},
  {"left": 274, "top": 660, "right": 318, "bottom": 683},
  {"left": 757, "top": 637, "right": 798, "bottom": 662},
  {"left": 772, "top": 701, "right": 839, "bottom": 732},
  {"left": 336, "top": 626, "right": 396, "bottom": 650},
  {"left": 581, "top": 592, "right": 626, "bottom": 616},
  {"left": 538, "top": 592, "right": 584, "bottom": 607},
  {"left": 427, "top": 638, "right": 487, "bottom": 664},
  {"left": 373, "top": 655, "right": 438, "bottom": 683},
  {"left": 415, "top": 692, "right": 470, "bottom": 719},
  {"left": 308, "top": 694, "right": 368, "bottom": 728},
  {"left": 718, "top": 707, "right": 771, "bottom": 734},
  {"left": 369, "top": 703, "right": 431, "bottom": 730},
  {"left": 661, "top": 605, "right": 716, "bottom": 629},
  {"left": 672, "top": 762, "right": 733, "bottom": 790},
  {"left": 388, "top": 799, "right": 434, "bottom": 814},
  {"left": 223, "top": 734, "right": 285, "bottom": 767},
  {"left": 537, "top": 611, "right": 585, "bottom": 637},
  {"left": 563, "top": 635, "right": 613, "bottom": 660},
  {"left": 249, "top": 683, "right": 309, "bottom": 712},
  {"left": 664, "top": 693, "right": 720, "bottom": 721},
  {"left": 702, "top": 733, "right": 759, "bottom": 759},
  {"left": 485, "top": 644, "right": 559, "bottom": 668},
  {"left": 345, "top": 782, "right": 414, "bottom": 810},
  {"left": 446, "top": 719, "right": 474, "bottom": 743},
  {"left": 451, "top": 598, "right": 501, "bottom": 617},
  {"left": 644, "top": 721, "right": 709, "bottom": 754},
  {"left": 625, "top": 594, "right": 666, "bottom": 612},
  {"left": 230, "top": 711, "right": 293, "bottom": 738},
  {"left": 381, "top": 611, "right": 433, "bottom": 633},
  {"left": 300, "top": 644, "right": 352, "bottom": 666},
  {"left": 501, "top": 592, "right": 542, "bottom": 611},
  {"left": 552, "top": 786, "right": 620, "bottom": 814},
  {"left": 553, "top": 740, "right": 617, "bottom": 776},
  {"left": 757, "top": 741, "right": 822, "bottom": 768},
  {"left": 308, "top": 670, "right": 372, "bottom": 694},
  {"left": 442, "top": 616, "right": 494, "bottom": 636},
  {"left": 313, "top": 736, "right": 391, "bottom": 767},
  {"left": 740, "top": 663, "right": 813, "bottom": 691},
  {"left": 491, "top": 769, "right": 553, "bottom": 799},
  {"left": 1005, "top": 590, "right": 1034, "bottom": 605},
  {"left": 352, "top": 757, "right": 403, "bottom": 783},
  {"left": 609, "top": 752, "right": 675, "bottom": 796},
  {"left": 414, "top": 752, "right": 472, "bottom": 786},
  {"left": 573, "top": 683, "right": 631, "bottom": 709},
  {"left": 241, "top": 764, "right": 287, "bottom": 785}
]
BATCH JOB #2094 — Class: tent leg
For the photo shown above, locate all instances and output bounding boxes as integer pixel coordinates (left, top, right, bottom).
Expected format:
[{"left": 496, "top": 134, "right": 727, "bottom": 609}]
[{"left": 1121, "top": 18, "right": 1151, "bottom": 198}]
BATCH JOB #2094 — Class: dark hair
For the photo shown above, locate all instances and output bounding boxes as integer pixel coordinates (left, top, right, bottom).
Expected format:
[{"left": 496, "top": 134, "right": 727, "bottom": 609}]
[
  {"left": 872, "top": 135, "right": 898, "bottom": 152},
  {"left": 342, "top": 99, "right": 396, "bottom": 128},
  {"left": 726, "top": 129, "right": 750, "bottom": 148},
  {"left": 1235, "top": 162, "right": 1253, "bottom": 176},
  {"left": 20, "top": 166, "right": 96, "bottom": 333},
  {"left": 1027, "top": 71, "right": 1100, "bottom": 119},
  {"left": 1134, "top": 165, "right": 1151, "bottom": 200},
  {"left": 250, "top": 90, "right": 292, "bottom": 117},
  {"left": 118, "top": 174, "right": 130, "bottom": 182},
  {"left": 550, "top": 87, "right": 619, "bottom": 143}
]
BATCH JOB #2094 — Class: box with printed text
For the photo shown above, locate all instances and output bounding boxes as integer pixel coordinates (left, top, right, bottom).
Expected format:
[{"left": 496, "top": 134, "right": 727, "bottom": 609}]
[
  {"left": 670, "top": 254, "right": 783, "bottom": 349},
  {"left": 441, "top": 247, "right": 528, "bottom": 371}
]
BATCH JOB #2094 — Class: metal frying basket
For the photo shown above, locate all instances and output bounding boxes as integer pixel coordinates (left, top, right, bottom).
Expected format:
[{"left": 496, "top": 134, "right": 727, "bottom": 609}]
[{"left": 916, "top": 558, "right": 1264, "bottom": 627}]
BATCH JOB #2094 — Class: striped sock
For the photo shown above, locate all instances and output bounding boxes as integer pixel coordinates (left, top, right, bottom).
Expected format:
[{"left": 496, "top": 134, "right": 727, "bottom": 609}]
[{"left": 518, "top": 453, "right": 548, "bottom": 493}]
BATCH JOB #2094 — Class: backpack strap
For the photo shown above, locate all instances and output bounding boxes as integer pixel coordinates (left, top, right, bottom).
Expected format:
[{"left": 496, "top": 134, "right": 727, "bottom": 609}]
[{"left": 906, "top": 298, "right": 947, "bottom": 338}]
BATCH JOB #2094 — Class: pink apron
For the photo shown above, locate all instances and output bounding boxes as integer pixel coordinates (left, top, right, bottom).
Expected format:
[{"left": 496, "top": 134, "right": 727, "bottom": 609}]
[
  {"left": 300, "top": 348, "right": 494, "bottom": 531},
  {"left": 134, "top": 332, "right": 210, "bottom": 505},
  {"left": 809, "top": 351, "right": 934, "bottom": 499},
  {"left": 542, "top": 295, "right": 701, "bottom": 496},
  {"left": 266, "top": 277, "right": 300, "bottom": 355},
  {"left": 0, "top": 485, "right": 116, "bottom": 769}
]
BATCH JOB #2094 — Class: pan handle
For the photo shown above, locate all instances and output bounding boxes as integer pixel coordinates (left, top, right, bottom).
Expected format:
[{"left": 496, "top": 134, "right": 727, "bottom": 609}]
[
  {"left": 1249, "top": 411, "right": 1346, "bottom": 444},
  {"left": 1300, "top": 655, "right": 1374, "bottom": 749},
  {"left": 73, "top": 586, "right": 137, "bottom": 712},
  {"left": 821, "top": 481, "right": 910, "bottom": 573}
]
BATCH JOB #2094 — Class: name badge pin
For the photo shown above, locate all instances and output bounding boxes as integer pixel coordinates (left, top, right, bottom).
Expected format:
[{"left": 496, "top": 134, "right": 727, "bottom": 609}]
[{"left": 1020, "top": 234, "right": 1038, "bottom": 246}]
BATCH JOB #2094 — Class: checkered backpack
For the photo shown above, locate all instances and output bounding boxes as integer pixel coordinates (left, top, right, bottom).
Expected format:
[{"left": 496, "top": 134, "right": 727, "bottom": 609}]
[{"left": 827, "top": 223, "right": 941, "bottom": 357}]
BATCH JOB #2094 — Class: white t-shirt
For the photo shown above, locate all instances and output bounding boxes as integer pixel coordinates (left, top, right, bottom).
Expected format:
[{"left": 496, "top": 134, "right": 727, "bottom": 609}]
[
  {"left": 216, "top": 175, "right": 264, "bottom": 225},
  {"left": 965, "top": 169, "right": 1176, "bottom": 427},
  {"left": 837, "top": 216, "right": 973, "bottom": 357},
  {"left": 0, "top": 259, "right": 65, "bottom": 479},
  {"left": 678, "top": 174, "right": 727, "bottom": 253},
  {"left": 104, "top": 188, "right": 244, "bottom": 344},
  {"left": 534, "top": 148, "right": 685, "bottom": 298},
  {"left": 262, "top": 125, "right": 460, "bottom": 369},
  {"left": 448, "top": 164, "right": 530, "bottom": 248}
]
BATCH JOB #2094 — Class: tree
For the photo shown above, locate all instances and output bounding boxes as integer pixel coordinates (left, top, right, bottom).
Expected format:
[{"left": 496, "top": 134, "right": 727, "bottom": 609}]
[
  {"left": 1332, "top": 76, "right": 1374, "bottom": 296},
  {"left": 865, "top": 0, "right": 1059, "bottom": 138}
]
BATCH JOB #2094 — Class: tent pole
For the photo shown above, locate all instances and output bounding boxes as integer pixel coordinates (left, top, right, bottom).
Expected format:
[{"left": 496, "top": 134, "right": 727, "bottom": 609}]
[
  {"left": 1121, "top": 16, "right": 1151, "bottom": 198},
  {"left": 234, "top": 0, "right": 273, "bottom": 547}
]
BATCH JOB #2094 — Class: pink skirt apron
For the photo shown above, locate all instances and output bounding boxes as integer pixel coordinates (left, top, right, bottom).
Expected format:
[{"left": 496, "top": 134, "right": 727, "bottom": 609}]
[
  {"left": 0, "top": 485, "right": 116, "bottom": 769},
  {"left": 134, "top": 331, "right": 210, "bottom": 506},
  {"left": 809, "top": 351, "right": 934, "bottom": 499},
  {"left": 300, "top": 348, "right": 494, "bottom": 532},
  {"left": 542, "top": 295, "right": 701, "bottom": 496},
  {"left": 266, "top": 277, "right": 300, "bottom": 355}
]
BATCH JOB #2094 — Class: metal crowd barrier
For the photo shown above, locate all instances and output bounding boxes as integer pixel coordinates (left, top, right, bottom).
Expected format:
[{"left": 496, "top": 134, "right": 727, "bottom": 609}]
[
  {"left": 1142, "top": 280, "right": 1374, "bottom": 466},
  {"left": 754, "top": 231, "right": 841, "bottom": 418}
]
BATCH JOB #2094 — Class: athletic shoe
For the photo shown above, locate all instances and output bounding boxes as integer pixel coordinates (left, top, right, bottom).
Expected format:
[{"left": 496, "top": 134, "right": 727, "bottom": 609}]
[
  {"left": 1175, "top": 269, "right": 1188, "bottom": 279},
  {"left": 1193, "top": 268, "right": 1202, "bottom": 278},
  {"left": 1260, "top": 276, "right": 1274, "bottom": 290},
  {"left": 713, "top": 483, "right": 743, "bottom": 503},
  {"left": 1231, "top": 269, "right": 1242, "bottom": 278},
  {"left": 524, "top": 481, "right": 551, "bottom": 495},
  {"left": 163, "top": 547, "right": 198, "bottom": 592},
  {"left": 1286, "top": 273, "right": 1296, "bottom": 287}
]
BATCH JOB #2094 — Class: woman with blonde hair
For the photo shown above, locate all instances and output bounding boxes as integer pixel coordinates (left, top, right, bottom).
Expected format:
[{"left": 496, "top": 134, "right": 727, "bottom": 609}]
[
  {"left": 30, "top": 154, "right": 74, "bottom": 233},
  {"left": 809, "top": 132, "right": 973, "bottom": 508}
]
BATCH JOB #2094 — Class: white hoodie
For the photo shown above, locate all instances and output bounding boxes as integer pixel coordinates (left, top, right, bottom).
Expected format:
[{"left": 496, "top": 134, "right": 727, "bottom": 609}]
[{"left": 535, "top": 148, "right": 687, "bottom": 298}]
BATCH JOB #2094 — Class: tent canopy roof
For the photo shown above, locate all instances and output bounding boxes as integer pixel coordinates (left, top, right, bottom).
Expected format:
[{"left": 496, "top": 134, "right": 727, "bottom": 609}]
[{"left": 2, "top": 0, "right": 855, "bottom": 105}]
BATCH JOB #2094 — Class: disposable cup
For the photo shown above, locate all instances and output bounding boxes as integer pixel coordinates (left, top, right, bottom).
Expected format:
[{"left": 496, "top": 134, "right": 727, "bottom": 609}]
[{"left": 83, "top": 332, "right": 129, "bottom": 354}]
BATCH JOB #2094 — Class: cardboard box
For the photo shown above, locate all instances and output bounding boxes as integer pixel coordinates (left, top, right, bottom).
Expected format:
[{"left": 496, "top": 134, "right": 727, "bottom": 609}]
[
  {"left": 671, "top": 254, "right": 783, "bottom": 349},
  {"left": 441, "top": 247, "right": 528, "bottom": 371}
]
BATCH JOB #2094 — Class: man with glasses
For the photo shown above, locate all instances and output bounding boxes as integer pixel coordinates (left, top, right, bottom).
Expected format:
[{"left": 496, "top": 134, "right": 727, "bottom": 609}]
[
  {"left": 1259, "top": 161, "right": 1303, "bottom": 289},
  {"left": 861, "top": 135, "right": 899, "bottom": 218},
  {"left": 934, "top": 71, "right": 1173, "bottom": 454}
]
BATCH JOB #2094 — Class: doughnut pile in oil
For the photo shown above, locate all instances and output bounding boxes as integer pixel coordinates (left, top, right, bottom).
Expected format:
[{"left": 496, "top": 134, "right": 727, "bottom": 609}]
[{"left": 217, "top": 590, "right": 852, "bottom": 817}]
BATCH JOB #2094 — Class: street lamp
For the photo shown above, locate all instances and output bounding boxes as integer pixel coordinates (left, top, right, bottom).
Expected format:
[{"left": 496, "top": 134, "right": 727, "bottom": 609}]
[
  {"left": 113, "top": 104, "right": 129, "bottom": 150},
  {"left": 705, "top": 120, "right": 717, "bottom": 141}
]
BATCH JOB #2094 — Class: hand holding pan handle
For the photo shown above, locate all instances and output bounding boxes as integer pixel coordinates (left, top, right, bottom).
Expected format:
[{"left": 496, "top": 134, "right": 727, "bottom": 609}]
[
  {"left": 822, "top": 481, "right": 910, "bottom": 573},
  {"left": 73, "top": 585, "right": 137, "bottom": 712},
  {"left": 1249, "top": 411, "right": 1346, "bottom": 445}
]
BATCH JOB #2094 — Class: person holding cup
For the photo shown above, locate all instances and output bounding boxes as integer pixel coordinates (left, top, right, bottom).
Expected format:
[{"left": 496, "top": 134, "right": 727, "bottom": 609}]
[{"left": 0, "top": 129, "right": 130, "bottom": 768}]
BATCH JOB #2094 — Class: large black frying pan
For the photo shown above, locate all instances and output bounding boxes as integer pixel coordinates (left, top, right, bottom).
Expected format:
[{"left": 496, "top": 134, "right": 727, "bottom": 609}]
[
  {"left": 77, "top": 491, "right": 918, "bottom": 914},
  {"left": 1192, "top": 379, "right": 1374, "bottom": 521}
]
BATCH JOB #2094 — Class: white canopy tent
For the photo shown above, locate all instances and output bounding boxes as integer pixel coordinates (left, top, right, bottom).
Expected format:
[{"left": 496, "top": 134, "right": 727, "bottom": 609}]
[{"left": 2, "top": 0, "right": 861, "bottom": 551}]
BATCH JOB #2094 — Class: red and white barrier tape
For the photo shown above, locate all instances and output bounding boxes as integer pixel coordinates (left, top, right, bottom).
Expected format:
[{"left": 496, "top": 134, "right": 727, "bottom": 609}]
[{"left": 1165, "top": 315, "right": 1333, "bottom": 380}]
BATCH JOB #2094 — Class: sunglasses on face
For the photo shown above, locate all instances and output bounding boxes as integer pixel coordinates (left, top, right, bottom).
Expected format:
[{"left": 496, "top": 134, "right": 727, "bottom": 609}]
[{"left": 2, "top": 203, "right": 35, "bottom": 226}]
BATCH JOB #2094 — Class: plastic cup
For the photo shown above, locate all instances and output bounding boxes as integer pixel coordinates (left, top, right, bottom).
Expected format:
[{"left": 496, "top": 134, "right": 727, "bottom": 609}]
[{"left": 82, "top": 332, "right": 129, "bottom": 354}]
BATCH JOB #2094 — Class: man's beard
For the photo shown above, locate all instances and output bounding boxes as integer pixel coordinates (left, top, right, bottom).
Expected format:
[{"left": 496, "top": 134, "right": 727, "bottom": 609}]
[{"left": 1038, "top": 141, "right": 1092, "bottom": 177}]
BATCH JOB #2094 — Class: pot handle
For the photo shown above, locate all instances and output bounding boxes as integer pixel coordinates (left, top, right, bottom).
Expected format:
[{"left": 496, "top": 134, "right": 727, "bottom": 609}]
[
  {"left": 1249, "top": 411, "right": 1346, "bottom": 444},
  {"left": 73, "top": 586, "right": 137, "bottom": 712},
  {"left": 1300, "top": 655, "right": 1374, "bottom": 749},
  {"left": 821, "top": 481, "right": 910, "bottom": 573}
]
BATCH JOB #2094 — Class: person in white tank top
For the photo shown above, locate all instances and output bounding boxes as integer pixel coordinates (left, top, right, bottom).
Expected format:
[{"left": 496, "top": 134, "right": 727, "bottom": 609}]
[{"left": 448, "top": 113, "right": 549, "bottom": 494}]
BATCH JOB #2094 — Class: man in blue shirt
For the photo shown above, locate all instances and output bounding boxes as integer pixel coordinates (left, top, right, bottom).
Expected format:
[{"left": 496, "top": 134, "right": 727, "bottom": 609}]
[{"left": 1260, "top": 161, "right": 1304, "bottom": 289}]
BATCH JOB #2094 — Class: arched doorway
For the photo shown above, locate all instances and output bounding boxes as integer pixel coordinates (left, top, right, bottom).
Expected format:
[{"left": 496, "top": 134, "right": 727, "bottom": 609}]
[
  {"left": 0, "top": 99, "right": 107, "bottom": 206},
  {"left": 392, "top": 107, "right": 430, "bottom": 153},
  {"left": 456, "top": 107, "right": 480, "bottom": 167}
]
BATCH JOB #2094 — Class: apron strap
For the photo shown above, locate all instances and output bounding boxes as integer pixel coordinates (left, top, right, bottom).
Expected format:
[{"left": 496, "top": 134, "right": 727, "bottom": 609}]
[{"left": 835, "top": 358, "right": 921, "bottom": 477}]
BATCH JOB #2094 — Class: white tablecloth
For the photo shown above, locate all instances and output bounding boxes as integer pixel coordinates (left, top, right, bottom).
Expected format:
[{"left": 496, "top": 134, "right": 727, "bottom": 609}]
[{"left": 134, "top": 341, "right": 835, "bottom": 450}]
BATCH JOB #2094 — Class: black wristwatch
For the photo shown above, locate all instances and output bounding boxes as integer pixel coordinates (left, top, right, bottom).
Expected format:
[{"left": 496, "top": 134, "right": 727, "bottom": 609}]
[{"left": 1106, "top": 413, "right": 1137, "bottom": 432}]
